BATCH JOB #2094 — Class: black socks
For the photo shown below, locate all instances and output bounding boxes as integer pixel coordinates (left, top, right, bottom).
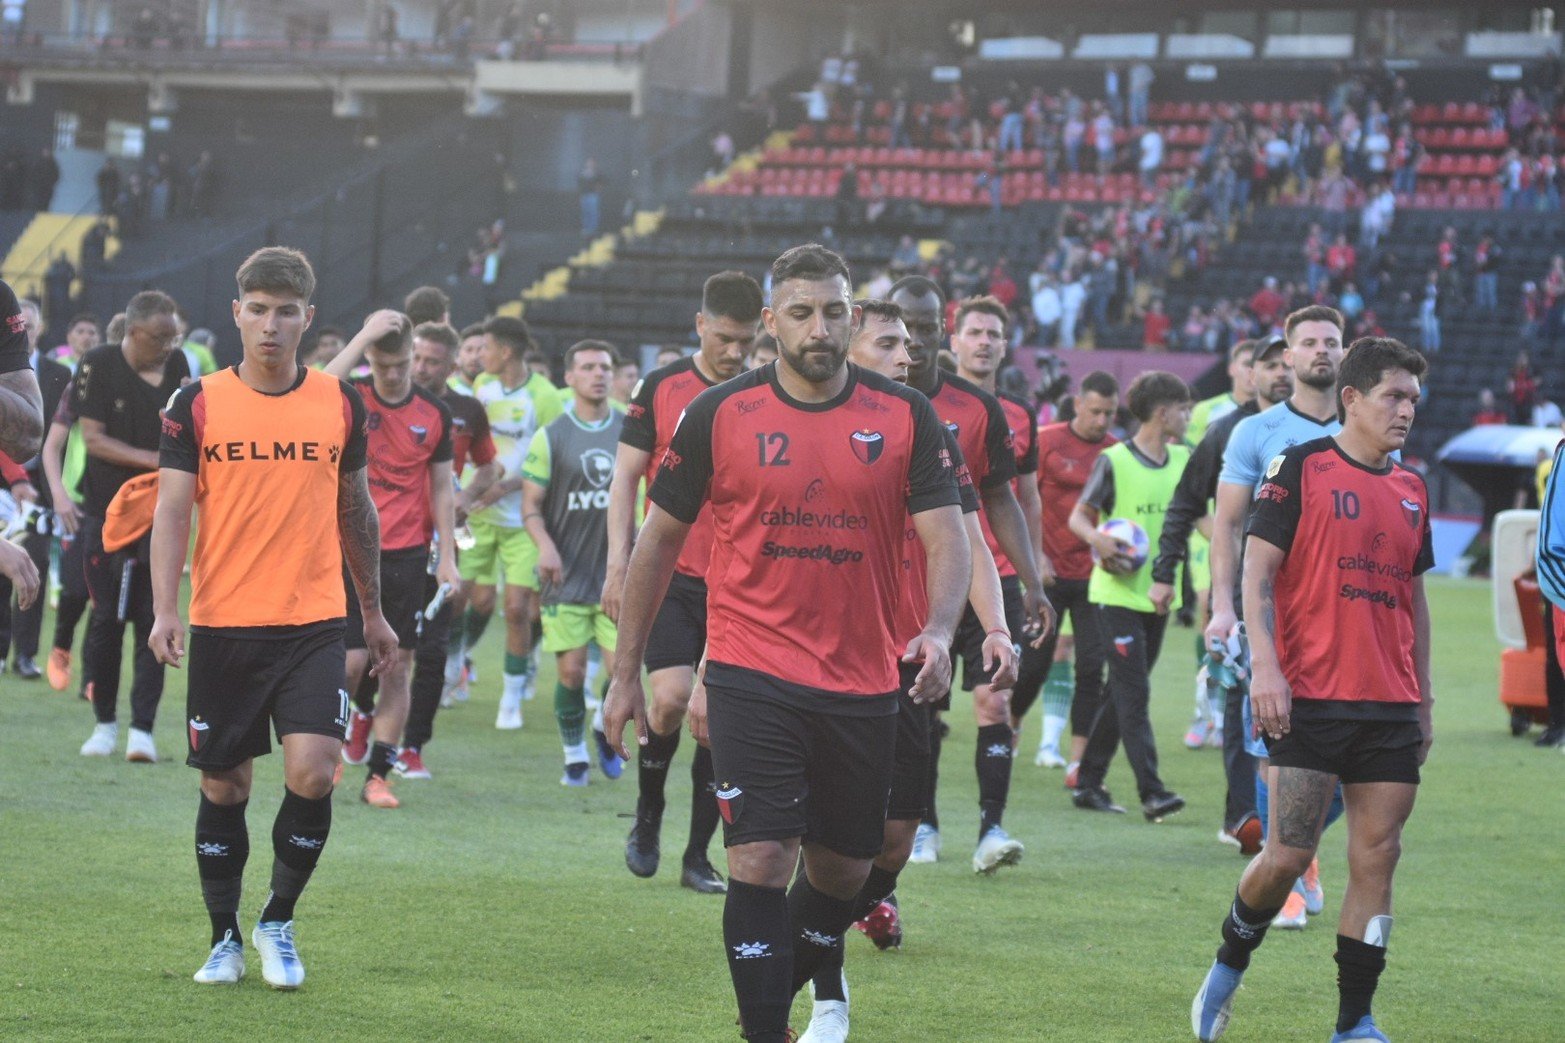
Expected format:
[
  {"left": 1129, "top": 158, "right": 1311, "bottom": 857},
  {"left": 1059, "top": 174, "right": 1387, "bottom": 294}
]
[
  {"left": 686, "top": 743, "right": 720, "bottom": 862},
  {"left": 975, "top": 722, "right": 1014, "bottom": 839},
  {"left": 1335, "top": 934, "right": 1388, "bottom": 1032},
  {"left": 810, "top": 864, "right": 902, "bottom": 1002},
  {"left": 195, "top": 795, "right": 249, "bottom": 946},
  {"left": 787, "top": 876, "right": 859, "bottom": 997},
  {"left": 367, "top": 741, "right": 397, "bottom": 781},
  {"left": 259, "top": 788, "right": 333, "bottom": 924},
  {"left": 1216, "top": 890, "right": 1283, "bottom": 972},
  {"left": 637, "top": 727, "right": 680, "bottom": 824},
  {"left": 724, "top": 879, "right": 792, "bottom": 1042}
]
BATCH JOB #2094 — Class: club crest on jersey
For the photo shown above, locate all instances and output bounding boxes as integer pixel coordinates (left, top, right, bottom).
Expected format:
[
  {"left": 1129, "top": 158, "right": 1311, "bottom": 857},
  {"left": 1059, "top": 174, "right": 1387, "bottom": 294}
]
[
  {"left": 409, "top": 424, "right": 428, "bottom": 444},
  {"left": 1265, "top": 454, "right": 1284, "bottom": 479},
  {"left": 716, "top": 785, "right": 744, "bottom": 824},
  {"left": 850, "top": 429, "right": 884, "bottom": 465},
  {"left": 1400, "top": 497, "right": 1421, "bottom": 530},
  {"left": 189, "top": 717, "right": 209, "bottom": 751},
  {"left": 582, "top": 448, "right": 615, "bottom": 489},
  {"left": 368, "top": 412, "right": 382, "bottom": 431}
]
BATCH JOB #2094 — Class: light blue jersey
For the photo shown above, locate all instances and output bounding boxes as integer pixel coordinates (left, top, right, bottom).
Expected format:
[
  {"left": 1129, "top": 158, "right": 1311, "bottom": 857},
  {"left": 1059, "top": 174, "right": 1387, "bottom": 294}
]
[{"left": 1218, "top": 401, "right": 1340, "bottom": 492}]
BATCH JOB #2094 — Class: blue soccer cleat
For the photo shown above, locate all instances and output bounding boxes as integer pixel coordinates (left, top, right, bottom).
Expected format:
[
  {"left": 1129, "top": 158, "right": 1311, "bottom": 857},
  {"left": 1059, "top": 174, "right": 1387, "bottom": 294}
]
[
  {"left": 1330, "top": 1015, "right": 1390, "bottom": 1041},
  {"left": 1192, "top": 960, "right": 1244, "bottom": 1041},
  {"left": 593, "top": 728, "right": 625, "bottom": 780},
  {"left": 253, "top": 920, "right": 304, "bottom": 989}
]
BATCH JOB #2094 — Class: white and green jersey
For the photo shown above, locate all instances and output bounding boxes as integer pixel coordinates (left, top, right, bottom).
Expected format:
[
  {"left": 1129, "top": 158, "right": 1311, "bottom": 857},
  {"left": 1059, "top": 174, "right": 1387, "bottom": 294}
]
[{"left": 475, "top": 378, "right": 543, "bottom": 528}]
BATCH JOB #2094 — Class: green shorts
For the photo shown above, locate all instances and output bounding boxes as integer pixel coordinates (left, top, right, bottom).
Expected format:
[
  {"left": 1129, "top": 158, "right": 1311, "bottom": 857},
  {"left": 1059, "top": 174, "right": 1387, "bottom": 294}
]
[
  {"left": 459, "top": 517, "right": 539, "bottom": 590},
  {"left": 540, "top": 602, "right": 618, "bottom": 654}
]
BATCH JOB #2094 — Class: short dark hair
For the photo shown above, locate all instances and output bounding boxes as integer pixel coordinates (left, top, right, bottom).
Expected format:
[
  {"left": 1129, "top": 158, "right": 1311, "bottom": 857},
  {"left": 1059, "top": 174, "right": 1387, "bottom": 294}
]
[
  {"left": 404, "top": 285, "right": 451, "bottom": 327},
  {"left": 953, "top": 295, "right": 1008, "bottom": 335},
  {"left": 368, "top": 312, "right": 412, "bottom": 354},
  {"left": 771, "top": 243, "right": 850, "bottom": 289},
  {"left": 1126, "top": 370, "right": 1191, "bottom": 422},
  {"left": 1284, "top": 304, "right": 1343, "bottom": 342},
  {"left": 484, "top": 315, "right": 534, "bottom": 359},
  {"left": 1336, "top": 337, "right": 1428, "bottom": 421},
  {"left": 459, "top": 322, "right": 486, "bottom": 342},
  {"left": 67, "top": 313, "right": 99, "bottom": 331},
  {"left": 1229, "top": 337, "right": 1259, "bottom": 364},
  {"left": 236, "top": 246, "right": 316, "bottom": 301},
  {"left": 125, "top": 290, "right": 178, "bottom": 327},
  {"left": 315, "top": 325, "right": 344, "bottom": 342},
  {"left": 564, "top": 339, "right": 619, "bottom": 371},
  {"left": 703, "top": 271, "right": 764, "bottom": 323},
  {"left": 413, "top": 321, "right": 460, "bottom": 354},
  {"left": 1079, "top": 370, "right": 1119, "bottom": 399},
  {"left": 614, "top": 356, "right": 639, "bottom": 373},
  {"left": 856, "top": 298, "right": 903, "bottom": 325},
  {"left": 889, "top": 274, "right": 944, "bottom": 305}
]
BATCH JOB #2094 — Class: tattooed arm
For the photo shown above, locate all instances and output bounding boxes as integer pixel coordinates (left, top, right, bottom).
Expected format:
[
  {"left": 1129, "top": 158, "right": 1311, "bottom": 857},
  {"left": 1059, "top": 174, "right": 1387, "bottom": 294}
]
[
  {"left": 1412, "top": 575, "right": 1434, "bottom": 764},
  {"left": 1241, "top": 534, "right": 1292, "bottom": 740},
  {"left": 0, "top": 370, "right": 43, "bottom": 463},
  {"left": 339, "top": 464, "right": 398, "bottom": 677}
]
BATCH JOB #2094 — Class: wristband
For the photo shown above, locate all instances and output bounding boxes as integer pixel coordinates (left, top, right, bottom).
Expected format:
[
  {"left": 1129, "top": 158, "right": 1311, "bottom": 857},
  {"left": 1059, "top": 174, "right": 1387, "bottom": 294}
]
[{"left": 985, "top": 628, "right": 1010, "bottom": 640}]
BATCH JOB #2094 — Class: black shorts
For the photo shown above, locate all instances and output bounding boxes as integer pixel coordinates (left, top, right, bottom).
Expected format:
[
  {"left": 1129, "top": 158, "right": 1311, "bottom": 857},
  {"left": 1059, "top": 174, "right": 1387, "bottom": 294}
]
[
  {"left": 886, "top": 662, "right": 932, "bottom": 821},
  {"left": 345, "top": 548, "right": 430, "bottom": 651},
  {"left": 1265, "top": 715, "right": 1423, "bottom": 786},
  {"left": 953, "top": 574, "right": 1026, "bottom": 692},
  {"left": 705, "top": 663, "right": 897, "bottom": 859},
  {"left": 644, "top": 571, "right": 708, "bottom": 673},
  {"left": 186, "top": 621, "right": 349, "bottom": 772}
]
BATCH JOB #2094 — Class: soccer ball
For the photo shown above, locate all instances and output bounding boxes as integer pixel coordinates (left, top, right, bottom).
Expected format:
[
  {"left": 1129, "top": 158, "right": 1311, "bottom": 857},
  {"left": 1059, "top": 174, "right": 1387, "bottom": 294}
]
[{"left": 1094, "top": 518, "right": 1149, "bottom": 575}]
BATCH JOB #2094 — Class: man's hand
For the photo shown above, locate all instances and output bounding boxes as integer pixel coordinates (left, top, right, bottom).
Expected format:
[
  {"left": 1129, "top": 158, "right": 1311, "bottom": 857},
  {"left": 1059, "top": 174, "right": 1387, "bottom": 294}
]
[
  {"left": 358, "top": 308, "right": 407, "bottom": 344},
  {"left": 1148, "top": 581, "right": 1176, "bottom": 616},
  {"left": 148, "top": 612, "right": 186, "bottom": 667},
  {"left": 1249, "top": 663, "right": 1292, "bottom": 741},
  {"left": 687, "top": 668, "right": 710, "bottom": 748},
  {"left": 363, "top": 610, "right": 399, "bottom": 679},
  {"left": 1204, "top": 607, "right": 1239, "bottom": 660},
  {"left": 535, "top": 542, "right": 563, "bottom": 590},
  {"left": 600, "top": 560, "right": 625, "bottom": 623},
  {"left": 470, "top": 484, "right": 506, "bottom": 512},
  {"left": 11, "top": 480, "right": 37, "bottom": 505},
  {"left": 51, "top": 491, "right": 80, "bottom": 536},
  {"left": 0, "top": 539, "right": 40, "bottom": 610},
  {"left": 902, "top": 632, "right": 953, "bottom": 704},
  {"left": 1089, "top": 532, "right": 1135, "bottom": 575},
  {"left": 436, "top": 555, "right": 461, "bottom": 595},
  {"left": 980, "top": 632, "right": 1018, "bottom": 691},
  {"left": 602, "top": 673, "right": 648, "bottom": 759},
  {"left": 1037, "top": 552, "right": 1057, "bottom": 588}
]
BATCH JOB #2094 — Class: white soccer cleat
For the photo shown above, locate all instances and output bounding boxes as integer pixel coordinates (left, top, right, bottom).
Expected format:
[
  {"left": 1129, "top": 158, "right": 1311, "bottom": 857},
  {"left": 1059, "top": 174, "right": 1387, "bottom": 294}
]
[
  {"left": 799, "top": 973, "right": 850, "bottom": 1043},
  {"left": 80, "top": 722, "right": 118, "bottom": 757},
  {"left": 1272, "top": 890, "right": 1308, "bottom": 930},
  {"left": 495, "top": 692, "right": 524, "bottom": 730},
  {"left": 193, "top": 930, "right": 245, "bottom": 984},
  {"left": 126, "top": 727, "right": 158, "bottom": 763},
  {"left": 1034, "top": 743, "right": 1067, "bottom": 768},
  {"left": 253, "top": 920, "right": 305, "bottom": 989},
  {"left": 908, "top": 823, "right": 940, "bottom": 864},
  {"left": 972, "top": 826, "right": 1025, "bottom": 874}
]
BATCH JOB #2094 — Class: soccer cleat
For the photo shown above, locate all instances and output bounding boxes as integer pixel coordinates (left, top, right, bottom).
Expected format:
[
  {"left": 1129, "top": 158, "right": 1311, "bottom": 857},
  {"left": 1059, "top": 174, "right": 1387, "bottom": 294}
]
[
  {"left": 394, "top": 747, "right": 431, "bottom": 780},
  {"left": 1063, "top": 760, "right": 1081, "bottom": 790},
  {"left": 125, "top": 727, "right": 158, "bottom": 763},
  {"left": 252, "top": 920, "right": 304, "bottom": 989},
  {"left": 593, "top": 728, "right": 625, "bottom": 779},
  {"left": 1072, "top": 786, "right": 1126, "bottom": 814},
  {"left": 12, "top": 655, "right": 40, "bottom": 680},
  {"left": 1143, "top": 791, "right": 1187, "bottom": 822},
  {"left": 1218, "top": 813, "right": 1264, "bottom": 855},
  {"left": 1035, "top": 742, "right": 1067, "bottom": 768},
  {"left": 1301, "top": 858, "right": 1324, "bottom": 915},
  {"left": 1191, "top": 959, "right": 1244, "bottom": 1041},
  {"left": 799, "top": 973, "right": 850, "bottom": 1043},
  {"left": 907, "top": 823, "right": 941, "bottom": 864},
  {"left": 80, "top": 721, "right": 118, "bottom": 757},
  {"left": 1534, "top": 726, "right": 1565, "bottom": 748},
  {"left": 1184, "top": 717, "right": 1213, "bottom": 750},
  {"left": 341, "top": 711, "right": 372, "bottom": 764},
  {"left": 1330, "top": 1015, "right": 1390, "bottom": 1042},
  {"left": 625, "top": 811, "right": 661, "bottom": 878},
  {"left": 495, "top": 691, "right": 523, "bottom": 730},
  {"left": 561, "top": 762, "right": 590, "bottom": 787},
  {"left": 1272, "top": 890, "right": 1308, "bottom": 929},
  {"left": 192, "top": 930, "right": 245, "bottom": 985},
  {"left": 46, "top": 648, "right": 71, "bottom": 691},
  {"left": 680, "top": 855, "right": 727, "bottom": 894},
  {"left": 856, "top": 896, "right": 903, "bottom": 950},
  {"left": 973, "top": 826, "right": 1025, "bottom": 874},
  {"left": 361, "top": 774, "right": 400, "bottom": 809}
]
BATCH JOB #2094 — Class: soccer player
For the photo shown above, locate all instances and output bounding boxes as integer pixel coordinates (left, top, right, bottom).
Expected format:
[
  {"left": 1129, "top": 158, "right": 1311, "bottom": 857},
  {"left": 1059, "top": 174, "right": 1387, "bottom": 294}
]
[
  {"left": 304, "top": 327, "right": 346, "bottom": 370},
  {"left": 448, "top": 323, "right": 486, "bottom": 397},
  {"left": 1191, "top": 338, "right": 1433, "bottom": 1043},
  {"left": 396, "top": 321, "right": 500, "bottom": 779},
  {"left": 799, "top": 299, "right": 1015, "bottom": 1041},
  {"left": 1150, "top": 337, "right": 1292, "bottom": 853},
  {"left": 149, "top": 246, "right": 398, "bottom": 989},
  {"left": 603, "top": 270, "right": 761, "bottom": 894},
  {"left": 323, "top": 310, "right": 461, "bottom": 808},
  {"left": 603, "top": 244, "right": 968, "bottom": 1043},
  {"left": 1188, "top": 340, "right": 1258, "bottom": 445},
  {"left": 522, "top": 340, "right": 626, "bottom": 785},
  {"left": 457, "top": 316, "right": 561, "bottom": 729},
  {"left": 75, "top": 290, "right": 190, "bottom": 762},
  {"left": 1208, "top": 306, "right": 1349, "bottom": 927},
  {"left": 610, "top": 356, "right": 639, "bottom": 409},
  {"left": 0, "top": 276, "right": 44, "bottom": 463},
  {"left": 890, "top": 276, "right": 1048, "bottom": 869},
  {"left": 1067, "top": 371, "right": 1191, "bottom": 821},
  {"left": 1012, "top": 371, "right": 1120, "bottom": 775}
]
